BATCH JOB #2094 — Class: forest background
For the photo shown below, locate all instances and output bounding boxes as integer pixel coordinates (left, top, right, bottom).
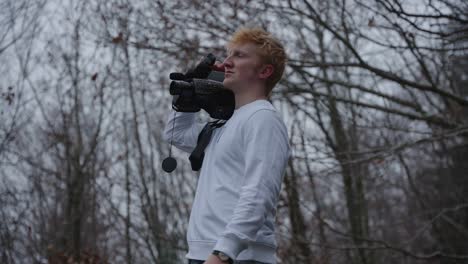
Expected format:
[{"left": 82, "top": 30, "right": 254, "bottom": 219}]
[{"left": 1, "top": 0, "right": 467, "bottom": 263}]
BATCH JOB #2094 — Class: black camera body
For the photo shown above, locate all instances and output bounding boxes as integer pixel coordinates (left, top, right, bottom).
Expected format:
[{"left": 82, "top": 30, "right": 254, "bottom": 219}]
[
  {"left": 163, "top": 54, "right": 234, "bottom": 173},
  {"left": 169, "top": 54, "right": 235, "bottom": 120}
]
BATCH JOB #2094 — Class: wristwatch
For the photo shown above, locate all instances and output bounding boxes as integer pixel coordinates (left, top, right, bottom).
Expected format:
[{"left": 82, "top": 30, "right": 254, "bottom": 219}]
[{"left": 212, "top": 250, "right": 233, "bottom": 264}]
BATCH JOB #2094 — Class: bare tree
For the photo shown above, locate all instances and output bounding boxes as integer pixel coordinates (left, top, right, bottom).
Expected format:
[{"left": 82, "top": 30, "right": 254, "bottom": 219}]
[{"left": 2, "top": 0, "right": 467, "bottom": 263}]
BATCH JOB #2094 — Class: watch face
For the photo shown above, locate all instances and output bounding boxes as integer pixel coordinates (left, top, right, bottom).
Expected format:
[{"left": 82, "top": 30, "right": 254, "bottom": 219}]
[
  {"left": 213, "top": 251, "right": 231, "bottom": 263},
  {"left": 218, "top": 252, "right": 229, "bottom": 261}
]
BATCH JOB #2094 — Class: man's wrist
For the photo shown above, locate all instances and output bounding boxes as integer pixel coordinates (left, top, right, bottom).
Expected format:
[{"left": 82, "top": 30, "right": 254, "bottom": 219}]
[{"left": 212, "top": 250, "right": 233, "bottom": 264}]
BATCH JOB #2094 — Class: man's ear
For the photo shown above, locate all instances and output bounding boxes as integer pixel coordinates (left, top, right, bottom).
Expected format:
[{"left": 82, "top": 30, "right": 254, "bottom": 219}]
[{"left": 258, "top": 64, "right": 274, "bottom": 80}]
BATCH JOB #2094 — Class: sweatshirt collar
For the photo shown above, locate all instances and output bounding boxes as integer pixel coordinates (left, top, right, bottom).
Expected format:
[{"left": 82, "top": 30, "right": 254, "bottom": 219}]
[{"left": 234, "top": 99, "right": 269, "bottom": 114}]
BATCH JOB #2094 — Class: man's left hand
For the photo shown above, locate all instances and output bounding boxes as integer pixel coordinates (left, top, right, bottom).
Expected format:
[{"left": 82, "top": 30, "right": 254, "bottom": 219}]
[{"left": 203, "top": 254, "right": 225, "bottom": 264}]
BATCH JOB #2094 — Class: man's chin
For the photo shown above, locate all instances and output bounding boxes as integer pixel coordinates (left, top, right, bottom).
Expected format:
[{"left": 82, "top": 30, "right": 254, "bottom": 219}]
[
  {"left": 223, "top": 80, "right": 234, "bottom": 90},
  {"left": 223, "top": 80, "right": 242, "bottom": 94}
]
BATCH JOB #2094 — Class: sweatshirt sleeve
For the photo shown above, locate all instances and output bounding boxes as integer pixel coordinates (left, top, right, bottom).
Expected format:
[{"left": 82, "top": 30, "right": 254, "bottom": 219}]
[
  {"left": 162, "top": 109, "right": 204, "bottom": 153},
  {"left": 213, "top": 109, "right": 290, "bottom": 258}
]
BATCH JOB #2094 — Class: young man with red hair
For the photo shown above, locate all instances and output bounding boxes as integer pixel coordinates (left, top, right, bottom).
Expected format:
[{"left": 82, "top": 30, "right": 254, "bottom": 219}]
[{"left": 164, "top": 28, "right": 289, "bottom": 264}]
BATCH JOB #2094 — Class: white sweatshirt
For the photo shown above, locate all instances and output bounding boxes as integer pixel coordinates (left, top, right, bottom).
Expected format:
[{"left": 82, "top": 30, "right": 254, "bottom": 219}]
[{"left": 163, "top": 100, "right": 289, "bottom": 263}]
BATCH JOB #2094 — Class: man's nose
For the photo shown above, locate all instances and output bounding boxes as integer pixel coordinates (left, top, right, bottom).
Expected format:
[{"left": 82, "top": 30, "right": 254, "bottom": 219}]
[
  {"left": 223, "top": 56, "right": 233, "bottom": 68},
  {"left": 212, "top": 61, "right": 225, "bottom": 72}
]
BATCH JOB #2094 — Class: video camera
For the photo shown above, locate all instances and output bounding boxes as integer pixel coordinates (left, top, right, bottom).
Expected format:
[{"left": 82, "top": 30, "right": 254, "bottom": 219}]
[{"left": 169, "top": 54, "right": 235, "bottom": 120}]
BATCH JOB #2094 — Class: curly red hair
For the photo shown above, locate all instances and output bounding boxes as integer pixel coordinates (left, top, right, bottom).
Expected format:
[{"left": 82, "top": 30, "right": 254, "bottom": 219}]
[{"left": 227, "top": 27, "right": 287, "bottom": 96}]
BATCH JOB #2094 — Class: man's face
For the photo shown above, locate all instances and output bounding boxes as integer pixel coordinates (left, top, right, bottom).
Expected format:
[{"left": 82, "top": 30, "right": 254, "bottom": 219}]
[{"left": 222, "top": 43, "right": 264, "bottom": 93}]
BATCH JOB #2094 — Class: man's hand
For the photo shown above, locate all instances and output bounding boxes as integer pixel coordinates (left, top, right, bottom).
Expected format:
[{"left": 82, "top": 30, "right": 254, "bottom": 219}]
[{"left": 203, "top": 254, "right": 225, "bottom": 264}]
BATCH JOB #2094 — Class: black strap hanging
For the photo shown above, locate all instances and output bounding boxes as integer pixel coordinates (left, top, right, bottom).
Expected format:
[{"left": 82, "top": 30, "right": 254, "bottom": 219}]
[{"left": 189, "top": 120, "right": 225, "bottom": 171}]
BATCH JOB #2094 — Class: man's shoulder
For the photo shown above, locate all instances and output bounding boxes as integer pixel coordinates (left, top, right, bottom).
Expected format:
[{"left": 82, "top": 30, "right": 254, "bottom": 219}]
[
  {"left": 240, "top": 100, "right": 277, "bottom": 117},
  {"left": 242, "top": 102, "right": 286, "bottom": 132}
]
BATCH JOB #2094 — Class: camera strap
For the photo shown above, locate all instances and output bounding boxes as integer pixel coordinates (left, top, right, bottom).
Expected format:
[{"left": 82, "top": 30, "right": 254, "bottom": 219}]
[{"left": 189, "top": 120, "right": 225, "bottom": 171}]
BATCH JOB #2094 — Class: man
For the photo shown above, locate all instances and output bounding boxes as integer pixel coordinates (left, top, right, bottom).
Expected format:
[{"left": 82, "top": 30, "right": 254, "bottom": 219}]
[{"left": 163, "top": 27, "right": 289, "bottom": 264}]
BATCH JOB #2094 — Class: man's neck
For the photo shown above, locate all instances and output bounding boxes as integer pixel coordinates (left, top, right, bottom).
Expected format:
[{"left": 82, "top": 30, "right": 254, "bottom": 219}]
[{"left": 235, "top": 92, "right": 267, "bottom": 109}]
